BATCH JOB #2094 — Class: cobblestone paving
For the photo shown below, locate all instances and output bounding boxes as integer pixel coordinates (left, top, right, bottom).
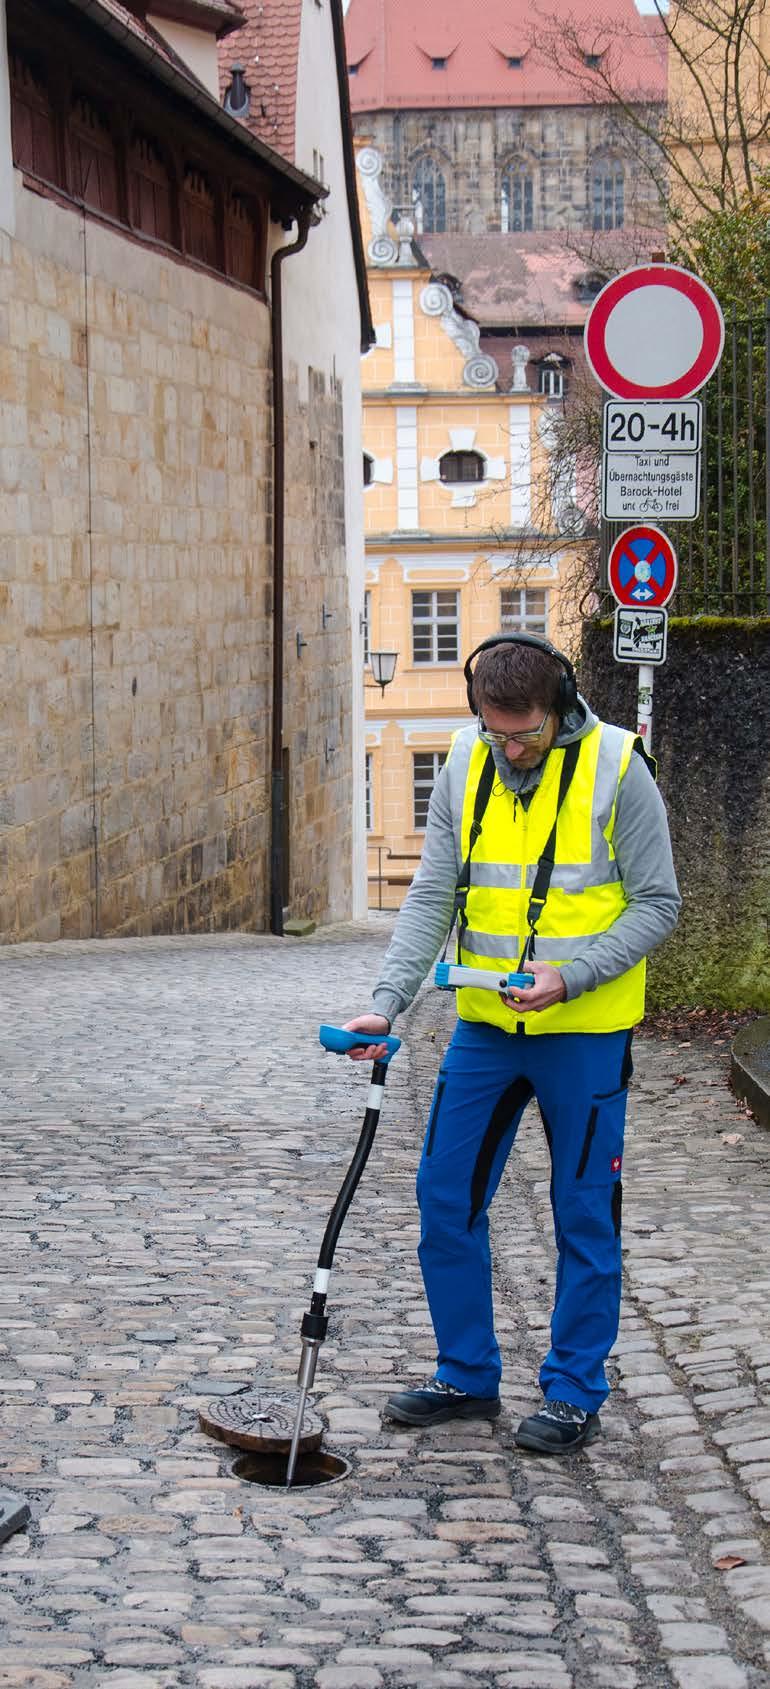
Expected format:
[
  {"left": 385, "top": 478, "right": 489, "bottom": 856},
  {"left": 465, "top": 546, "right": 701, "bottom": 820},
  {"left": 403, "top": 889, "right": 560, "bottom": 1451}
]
[{"left": 1, "top": 921, "right": 769, "bottom": 1689}]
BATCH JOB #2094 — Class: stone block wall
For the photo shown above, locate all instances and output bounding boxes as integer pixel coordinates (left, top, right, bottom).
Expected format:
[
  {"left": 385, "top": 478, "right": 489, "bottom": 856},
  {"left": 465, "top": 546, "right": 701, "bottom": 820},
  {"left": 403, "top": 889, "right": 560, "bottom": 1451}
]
[
  {"left": 0, "top": 180, "right": 355, "bottom": 941},
  {"left": 580, "top": 618, "right": 770, "bottom": 1012}
]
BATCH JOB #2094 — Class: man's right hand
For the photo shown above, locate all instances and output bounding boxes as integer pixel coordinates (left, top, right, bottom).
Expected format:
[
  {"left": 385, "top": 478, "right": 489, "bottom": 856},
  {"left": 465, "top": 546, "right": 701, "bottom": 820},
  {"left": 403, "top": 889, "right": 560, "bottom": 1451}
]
[{"left": 342, "top": 1014, "right": 392, "bottom": 1062}]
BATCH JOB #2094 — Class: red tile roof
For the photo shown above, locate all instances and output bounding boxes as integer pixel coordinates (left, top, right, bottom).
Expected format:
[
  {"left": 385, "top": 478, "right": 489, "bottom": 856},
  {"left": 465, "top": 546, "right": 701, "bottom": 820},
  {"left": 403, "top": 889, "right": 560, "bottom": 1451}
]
[
  {"left": 218, "top": 0, "right": 303, "bottom": 160},
  {"left": 420, "top": 230, "right": 667, "bottom": 328},
  {"left": 345, "top": 0, "right": 666, "bottom": 110}
]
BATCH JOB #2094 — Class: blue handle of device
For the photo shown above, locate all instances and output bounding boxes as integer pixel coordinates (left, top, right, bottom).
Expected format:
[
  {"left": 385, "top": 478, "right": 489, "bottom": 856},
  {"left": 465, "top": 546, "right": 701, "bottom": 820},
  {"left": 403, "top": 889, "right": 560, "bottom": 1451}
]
[{"left": 319, "top": 1023, "right": 401, "bottom": 1063}]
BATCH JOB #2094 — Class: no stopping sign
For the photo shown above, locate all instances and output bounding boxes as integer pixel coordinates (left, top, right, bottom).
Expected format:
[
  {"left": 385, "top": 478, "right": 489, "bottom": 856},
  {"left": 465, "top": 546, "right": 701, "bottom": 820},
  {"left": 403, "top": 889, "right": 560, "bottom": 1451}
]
[{"left": 608, "top": 525, "right": 678, "bottom": 608}]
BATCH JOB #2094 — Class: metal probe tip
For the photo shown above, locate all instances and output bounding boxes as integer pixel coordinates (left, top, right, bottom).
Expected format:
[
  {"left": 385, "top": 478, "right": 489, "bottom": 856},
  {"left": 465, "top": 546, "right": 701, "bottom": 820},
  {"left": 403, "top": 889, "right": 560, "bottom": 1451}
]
[{"left": 285, "top": 1380, "right": 310, "bottom": 1489}]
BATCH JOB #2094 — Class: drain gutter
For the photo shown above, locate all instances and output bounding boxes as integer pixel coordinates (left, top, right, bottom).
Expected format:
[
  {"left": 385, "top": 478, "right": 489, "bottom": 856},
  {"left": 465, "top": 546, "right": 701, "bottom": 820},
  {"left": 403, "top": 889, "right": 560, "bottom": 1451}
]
[{"left": 269, "top": 210, "right": 312, "bottom": 937}]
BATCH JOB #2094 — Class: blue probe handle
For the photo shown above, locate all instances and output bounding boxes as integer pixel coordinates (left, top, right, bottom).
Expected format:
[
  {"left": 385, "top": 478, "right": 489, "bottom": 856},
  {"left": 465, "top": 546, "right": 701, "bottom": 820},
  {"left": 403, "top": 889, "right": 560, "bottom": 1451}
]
[{"left": 319, "top": 1023, "right": 401, "bottom": 1063}]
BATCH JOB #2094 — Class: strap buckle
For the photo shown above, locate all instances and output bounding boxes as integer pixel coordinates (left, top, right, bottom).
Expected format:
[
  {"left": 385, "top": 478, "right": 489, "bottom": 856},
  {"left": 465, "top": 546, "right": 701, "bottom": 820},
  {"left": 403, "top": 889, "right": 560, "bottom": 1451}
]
[{"left": 526, "top": 894, "right": 546, "bottom": 927}]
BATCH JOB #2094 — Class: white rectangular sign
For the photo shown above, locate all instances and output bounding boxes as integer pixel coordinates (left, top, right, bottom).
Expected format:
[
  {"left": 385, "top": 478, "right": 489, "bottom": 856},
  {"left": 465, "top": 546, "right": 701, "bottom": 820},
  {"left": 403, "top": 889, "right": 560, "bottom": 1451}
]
[
  {"left": 603, "top": 400, "right": 702, "bottom": 453},
  {"left": 602, "top": 452, "right": 700, "bottom": 520},
  {"left": 614, "top": 607, "right": 668, "bottom": 665}
]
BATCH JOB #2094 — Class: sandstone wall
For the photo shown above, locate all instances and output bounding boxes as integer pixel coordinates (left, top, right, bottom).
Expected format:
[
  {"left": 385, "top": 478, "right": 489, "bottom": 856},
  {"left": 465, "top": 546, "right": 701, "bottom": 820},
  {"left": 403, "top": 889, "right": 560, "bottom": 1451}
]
[{"left": 0, "top": 179, "right": 354, "bottom": 940}]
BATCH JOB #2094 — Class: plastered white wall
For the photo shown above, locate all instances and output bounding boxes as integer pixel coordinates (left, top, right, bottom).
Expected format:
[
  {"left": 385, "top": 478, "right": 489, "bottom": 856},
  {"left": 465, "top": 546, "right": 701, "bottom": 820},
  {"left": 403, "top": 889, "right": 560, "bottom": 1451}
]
[
  {"left": 147, "top": 16, "right": 220, "bottom": 98},
  {"left": 274, "top": 0, "right": 367, "bottom": 919}
]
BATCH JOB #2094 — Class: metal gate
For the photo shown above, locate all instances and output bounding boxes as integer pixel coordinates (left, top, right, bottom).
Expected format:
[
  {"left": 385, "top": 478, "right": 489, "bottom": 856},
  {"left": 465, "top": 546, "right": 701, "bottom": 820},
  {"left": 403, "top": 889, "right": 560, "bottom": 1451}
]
[{"left": 600, "top": 303, "right": 770, "bottom": 618}]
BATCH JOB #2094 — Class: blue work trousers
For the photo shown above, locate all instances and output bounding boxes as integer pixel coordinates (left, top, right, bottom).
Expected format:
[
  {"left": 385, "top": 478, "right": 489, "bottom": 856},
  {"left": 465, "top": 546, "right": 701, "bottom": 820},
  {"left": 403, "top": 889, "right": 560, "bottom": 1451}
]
[{"left": 416, "top": 1019, "right": 632, "bottom": 1414}]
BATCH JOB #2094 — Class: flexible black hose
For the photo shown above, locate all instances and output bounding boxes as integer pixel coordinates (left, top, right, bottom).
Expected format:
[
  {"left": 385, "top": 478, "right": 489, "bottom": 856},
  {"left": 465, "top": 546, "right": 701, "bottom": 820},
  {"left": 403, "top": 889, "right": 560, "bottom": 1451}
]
[{"left": 316, "top": 1060, "right": 388, "bottom": 1270}]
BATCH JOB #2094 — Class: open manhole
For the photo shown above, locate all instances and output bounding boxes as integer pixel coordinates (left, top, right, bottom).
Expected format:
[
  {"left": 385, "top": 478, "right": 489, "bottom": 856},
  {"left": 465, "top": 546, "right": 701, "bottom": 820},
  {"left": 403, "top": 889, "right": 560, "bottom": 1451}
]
[
  {"left": 199, "top": 1387, "right": 324, "bottom": 1454},
  {"left": 232, "top": 1449, "right": 350, "bottom": 1488}
]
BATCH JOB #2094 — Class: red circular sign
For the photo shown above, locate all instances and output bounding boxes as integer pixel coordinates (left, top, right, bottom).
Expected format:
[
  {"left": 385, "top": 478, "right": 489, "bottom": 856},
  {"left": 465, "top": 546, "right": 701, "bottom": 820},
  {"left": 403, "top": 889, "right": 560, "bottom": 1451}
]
[
  {"left": 585, "top": 265, "right": 725, "bottom": 400},
  {"left": 608, "top": 525, "right": 678, "bottom": 608}
]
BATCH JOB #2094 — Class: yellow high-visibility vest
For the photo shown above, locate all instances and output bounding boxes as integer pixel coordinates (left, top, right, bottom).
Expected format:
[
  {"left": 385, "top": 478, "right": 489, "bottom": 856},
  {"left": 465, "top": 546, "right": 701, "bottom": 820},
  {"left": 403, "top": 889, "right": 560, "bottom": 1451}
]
[{"left": 456, "top": 722, "right": 645, "bottom": 1034}]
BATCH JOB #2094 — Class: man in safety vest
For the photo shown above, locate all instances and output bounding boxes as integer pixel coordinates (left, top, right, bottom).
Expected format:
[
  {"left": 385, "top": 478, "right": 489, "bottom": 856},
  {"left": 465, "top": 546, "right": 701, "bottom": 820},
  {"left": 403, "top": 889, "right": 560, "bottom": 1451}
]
[{"left": 345, "top": 633, "right": 680, "bottom": 1454}]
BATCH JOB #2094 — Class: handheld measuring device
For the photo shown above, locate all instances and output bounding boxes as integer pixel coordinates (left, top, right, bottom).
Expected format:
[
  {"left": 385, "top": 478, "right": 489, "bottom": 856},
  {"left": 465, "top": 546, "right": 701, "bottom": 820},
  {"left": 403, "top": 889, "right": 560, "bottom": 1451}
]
[{"left": 434, "top": 962, "right": 535, "bottom": 993}]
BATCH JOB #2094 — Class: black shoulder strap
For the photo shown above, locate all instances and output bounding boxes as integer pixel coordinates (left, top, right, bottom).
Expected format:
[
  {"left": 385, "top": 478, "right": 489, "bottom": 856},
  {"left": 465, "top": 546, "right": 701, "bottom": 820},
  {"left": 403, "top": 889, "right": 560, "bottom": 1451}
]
[
  {"left": 519, "top": 739, "right": 581, "bottom": 969},
  {"left": 633, "top": 734, "right": 657, "bottom": 781},
  {"left": 440, "top": 749, "right": 496, "bottom": 965}
]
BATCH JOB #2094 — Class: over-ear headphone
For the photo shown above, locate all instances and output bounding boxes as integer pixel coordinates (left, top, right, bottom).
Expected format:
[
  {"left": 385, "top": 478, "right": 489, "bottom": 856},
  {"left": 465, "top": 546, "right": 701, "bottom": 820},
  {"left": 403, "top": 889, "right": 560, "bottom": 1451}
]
[{"left": 464, "top": 632, "right": 579, "bottom": 720}]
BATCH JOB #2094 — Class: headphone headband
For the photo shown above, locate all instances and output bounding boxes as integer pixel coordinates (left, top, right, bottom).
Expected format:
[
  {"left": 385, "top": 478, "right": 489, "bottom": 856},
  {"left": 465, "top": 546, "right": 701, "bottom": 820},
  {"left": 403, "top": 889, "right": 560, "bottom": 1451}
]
[{"left": 464, "top": 632, "right": 578, "bottom": 719}]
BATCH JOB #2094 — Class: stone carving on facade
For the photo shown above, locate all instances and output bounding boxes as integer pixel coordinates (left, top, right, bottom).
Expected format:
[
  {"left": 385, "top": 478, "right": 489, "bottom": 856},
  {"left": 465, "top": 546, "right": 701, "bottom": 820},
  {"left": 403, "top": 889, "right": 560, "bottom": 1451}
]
[
  {"left": 511, "top": 344, "right": 530, "bottom": 392},
  {"left": 356, "top": 146, "right": 399, "bottom": 266},
  {"left": 418, "top": 283, "right": 499, "bottom": 389}
]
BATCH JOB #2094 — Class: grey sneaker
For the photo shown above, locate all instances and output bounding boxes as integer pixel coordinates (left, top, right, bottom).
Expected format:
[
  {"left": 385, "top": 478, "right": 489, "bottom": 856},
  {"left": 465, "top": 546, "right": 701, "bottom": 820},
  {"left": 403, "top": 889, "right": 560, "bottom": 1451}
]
[
  {"left": 515, "top": 1398, "right": 601, "bottom": 1454},
  {"left": 384, "top": 1377, "right": 501, "bottom": 1427}
]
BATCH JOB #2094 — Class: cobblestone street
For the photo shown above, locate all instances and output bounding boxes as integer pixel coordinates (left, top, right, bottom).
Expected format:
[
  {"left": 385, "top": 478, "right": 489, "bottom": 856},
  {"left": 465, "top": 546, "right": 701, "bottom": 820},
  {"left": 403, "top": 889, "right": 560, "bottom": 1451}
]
[{"left": 1, "top": 920, "right": 770, "bottom": 1688}]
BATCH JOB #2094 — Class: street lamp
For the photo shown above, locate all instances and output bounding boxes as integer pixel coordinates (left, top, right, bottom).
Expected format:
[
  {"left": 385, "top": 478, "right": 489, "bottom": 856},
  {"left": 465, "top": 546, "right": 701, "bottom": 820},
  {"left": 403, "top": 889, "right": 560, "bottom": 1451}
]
[{"left": 366, "top": 650, "right": 398, "bottom": 697}]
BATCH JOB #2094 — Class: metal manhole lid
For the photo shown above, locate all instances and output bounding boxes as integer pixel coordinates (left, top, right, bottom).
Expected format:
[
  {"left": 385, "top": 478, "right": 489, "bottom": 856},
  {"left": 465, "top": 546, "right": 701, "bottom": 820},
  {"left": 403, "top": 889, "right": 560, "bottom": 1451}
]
[{"left": 199, "top": 1386, "right": 325, "bottom": 1453}]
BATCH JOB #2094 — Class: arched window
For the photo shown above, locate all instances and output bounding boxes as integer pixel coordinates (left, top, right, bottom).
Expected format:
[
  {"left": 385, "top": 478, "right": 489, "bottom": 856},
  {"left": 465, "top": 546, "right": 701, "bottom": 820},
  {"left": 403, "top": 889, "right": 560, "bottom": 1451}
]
[
  {"left": 182, "top": 165, "right": 218, "bottom": 268},
  {"left": 439, "top": 450, "right": 485, "bottom": 484},
  {"left": 411, "top": 156, "right": 446, "bottom": 233},
  {"left": 9, "top": 51, "right": 58, "bottom": 185},
  {"left": 70, "top": 93, "right": 119, "bottom": 216},
  {"left": 591, "top": 158, "right": 624, "bottom": 230},
  {"left": 363, "top": 452, "right": 374, "bottom": 486},
  {"left": 501, "top": 160, "right": 533, "bottom": 232},
  {"left": 128, "top": 132, "right": 173, "bottom": 245}
]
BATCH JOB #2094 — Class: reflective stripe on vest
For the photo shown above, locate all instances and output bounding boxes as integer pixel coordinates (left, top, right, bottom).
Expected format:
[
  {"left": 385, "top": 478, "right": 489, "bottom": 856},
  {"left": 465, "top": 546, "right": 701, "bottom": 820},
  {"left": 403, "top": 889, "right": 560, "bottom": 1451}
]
[{"left": 457, "top": 722, "right": 645, "bottom": 1035}]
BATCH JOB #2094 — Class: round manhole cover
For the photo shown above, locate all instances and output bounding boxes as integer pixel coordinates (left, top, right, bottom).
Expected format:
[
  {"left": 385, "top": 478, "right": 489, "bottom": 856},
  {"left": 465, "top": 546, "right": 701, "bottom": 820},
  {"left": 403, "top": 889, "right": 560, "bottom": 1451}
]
[{"left": 199, "top": 1387, "right": 325, "bottom": 1453}]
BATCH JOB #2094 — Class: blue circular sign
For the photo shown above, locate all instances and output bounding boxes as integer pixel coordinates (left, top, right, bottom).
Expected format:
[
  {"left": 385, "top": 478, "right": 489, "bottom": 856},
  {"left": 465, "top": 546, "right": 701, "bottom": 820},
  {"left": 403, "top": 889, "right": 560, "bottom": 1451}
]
[{"left": 608, "top": 524, "right": 678, "bottom": 608}]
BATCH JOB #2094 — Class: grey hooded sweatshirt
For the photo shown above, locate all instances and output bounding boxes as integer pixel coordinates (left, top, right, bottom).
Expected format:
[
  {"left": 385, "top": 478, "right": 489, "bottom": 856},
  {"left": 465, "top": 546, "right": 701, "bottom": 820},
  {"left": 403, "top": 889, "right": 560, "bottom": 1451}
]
[{"left": 371, "top": 696, "right": 681, "bottom": 1029}]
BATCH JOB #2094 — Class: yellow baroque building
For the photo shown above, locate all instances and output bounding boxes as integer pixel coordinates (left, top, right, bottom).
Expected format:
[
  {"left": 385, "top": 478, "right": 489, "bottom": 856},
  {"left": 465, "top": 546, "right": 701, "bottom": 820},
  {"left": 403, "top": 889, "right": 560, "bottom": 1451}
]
[{"left": 356, "top": 145, "right": 585, "bottom": 909}]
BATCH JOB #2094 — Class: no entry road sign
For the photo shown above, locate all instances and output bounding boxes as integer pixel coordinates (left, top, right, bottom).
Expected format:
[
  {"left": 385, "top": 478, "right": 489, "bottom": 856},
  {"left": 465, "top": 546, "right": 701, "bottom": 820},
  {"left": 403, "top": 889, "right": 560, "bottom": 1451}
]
[
  {"left": 585, "top": 265, "right": 725, "bottom": 400},
  {"left": 608, "top": 524, "right": 678, "bottom": 608}
]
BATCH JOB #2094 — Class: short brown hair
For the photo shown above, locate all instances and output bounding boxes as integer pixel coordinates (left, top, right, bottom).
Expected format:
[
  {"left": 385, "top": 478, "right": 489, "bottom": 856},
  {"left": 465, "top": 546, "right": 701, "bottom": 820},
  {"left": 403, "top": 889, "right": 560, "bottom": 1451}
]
[{"left": 471, "top": 641, "right": 562, "bottom": 717}]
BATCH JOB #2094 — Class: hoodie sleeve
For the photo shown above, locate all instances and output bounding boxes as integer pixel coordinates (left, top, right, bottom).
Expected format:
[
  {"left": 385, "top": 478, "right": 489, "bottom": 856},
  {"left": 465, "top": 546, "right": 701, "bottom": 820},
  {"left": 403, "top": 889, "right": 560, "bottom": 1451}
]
[
  {"left": 559, "top": 750, "right": 681, "bottom": 1002},
  {"left": 370, "top": 760, "right": 460, "bottom": 1027}
]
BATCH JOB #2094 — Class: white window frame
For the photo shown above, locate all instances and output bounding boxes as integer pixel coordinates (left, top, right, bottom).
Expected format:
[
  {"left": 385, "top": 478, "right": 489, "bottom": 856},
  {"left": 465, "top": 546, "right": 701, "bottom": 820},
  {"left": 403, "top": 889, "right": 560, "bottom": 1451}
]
[
  {"left": 500, "top": 586, "right": 550, "bottom": 636},
  {"left": 365, "top": 752, "right": 373, "bottom": 833},
  {"left": 411, "top": 588, "right": 460, "bottom": 665},
  {"left": 539, "top": 364, "right": 564, "bottom": 398},
  {"left": 412, "top": 751, "right": 447, "bottom": 830}
]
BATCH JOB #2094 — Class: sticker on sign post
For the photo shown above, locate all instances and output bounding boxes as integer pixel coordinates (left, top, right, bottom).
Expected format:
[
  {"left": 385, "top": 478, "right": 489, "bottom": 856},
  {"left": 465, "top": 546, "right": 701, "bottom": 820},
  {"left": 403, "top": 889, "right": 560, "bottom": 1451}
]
[
  {"left": 585, "top": 266, "right": 725, "bottom": 400},
  {"left": 608, "top": 525, "right": 678, "bottom": 608},
  {"left": 614, "top": 607, "right": 668, "bottom": 665}
]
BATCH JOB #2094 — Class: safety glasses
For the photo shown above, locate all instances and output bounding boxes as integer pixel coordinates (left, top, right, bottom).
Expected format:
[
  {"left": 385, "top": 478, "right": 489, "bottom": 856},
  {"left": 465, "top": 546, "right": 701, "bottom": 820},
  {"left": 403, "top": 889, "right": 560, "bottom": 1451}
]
[{"left": 478, "top": 707, "right": 552, "bottom": 748}]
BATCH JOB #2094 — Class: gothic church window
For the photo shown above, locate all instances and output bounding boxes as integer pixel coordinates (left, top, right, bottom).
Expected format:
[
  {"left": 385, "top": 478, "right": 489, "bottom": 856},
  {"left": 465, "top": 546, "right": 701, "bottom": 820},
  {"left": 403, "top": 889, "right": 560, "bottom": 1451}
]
[
  {"left": 501, "top": 160, "right": 534, "bottom": 232},
  {"left": 591, "top": 157, "right": 624, "bottom": 229},
  {"left": 411, "top": 155, "right": 446, "bottom": 233}
]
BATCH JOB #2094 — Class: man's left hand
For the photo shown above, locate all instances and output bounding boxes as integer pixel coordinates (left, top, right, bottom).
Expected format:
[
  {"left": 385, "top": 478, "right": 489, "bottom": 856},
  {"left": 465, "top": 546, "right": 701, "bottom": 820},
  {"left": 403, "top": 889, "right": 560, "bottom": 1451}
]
[{"left": 501, "top": 961, "right": 566, "bottom": 1014}]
